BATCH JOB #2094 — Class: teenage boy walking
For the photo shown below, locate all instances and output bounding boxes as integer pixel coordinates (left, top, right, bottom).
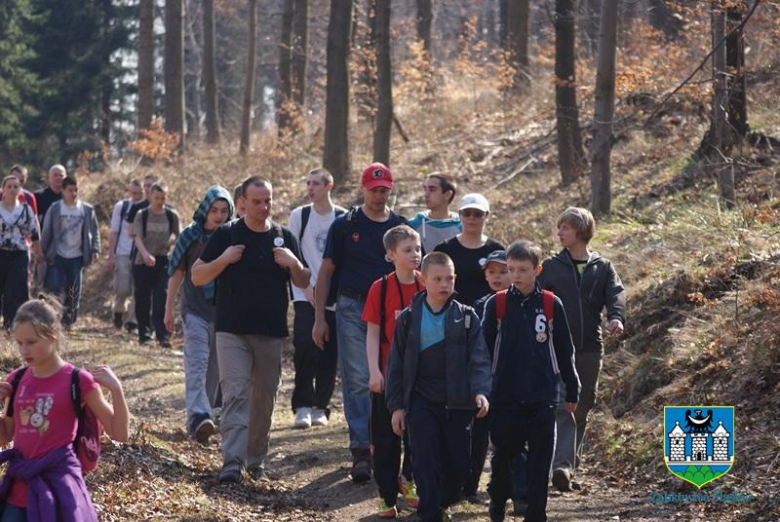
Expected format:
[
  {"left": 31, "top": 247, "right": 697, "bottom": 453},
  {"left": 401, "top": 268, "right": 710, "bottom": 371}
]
[
  {"left": 482, "top": 240, "right": 580, "bottom": 522},
  {"left": 40, "top": 176, "right": 100, "bottom": 328},
  {"left": 407, "top": 174, "right": 460, "bottom": 253},
  {"left": 385, "top": 251, "right": 491, "bottom": 522},
  {"left": 107, "top": 179, "right": 144, "bottom": 330}
]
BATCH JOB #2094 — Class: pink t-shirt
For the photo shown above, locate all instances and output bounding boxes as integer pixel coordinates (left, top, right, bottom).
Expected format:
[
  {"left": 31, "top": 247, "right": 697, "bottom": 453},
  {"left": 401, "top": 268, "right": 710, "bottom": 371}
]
[{"left": 6, "top": 363, "right": 98, "bottom": 507}]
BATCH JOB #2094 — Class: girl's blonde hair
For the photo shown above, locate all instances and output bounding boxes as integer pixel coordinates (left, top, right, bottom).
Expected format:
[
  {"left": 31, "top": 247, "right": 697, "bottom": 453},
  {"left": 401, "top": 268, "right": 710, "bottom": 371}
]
[{"left": 13, "top": 296, "right": 64, "bottom": 341}]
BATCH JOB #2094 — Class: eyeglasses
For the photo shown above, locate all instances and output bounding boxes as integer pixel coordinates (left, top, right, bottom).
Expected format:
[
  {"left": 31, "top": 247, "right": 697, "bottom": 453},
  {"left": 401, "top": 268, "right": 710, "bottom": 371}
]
[{"left": 460, "top": 209, "right": 486, "bottom": 219}]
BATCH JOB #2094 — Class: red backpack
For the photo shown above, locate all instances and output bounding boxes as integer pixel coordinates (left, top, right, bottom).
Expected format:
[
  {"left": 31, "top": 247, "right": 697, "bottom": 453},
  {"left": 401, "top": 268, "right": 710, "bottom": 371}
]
[
  {"left": 491, "top": 289, "right": 556, "bottom": 374},
  {"left": 8, "top": 366, "right": 102, "bottom": 473}
]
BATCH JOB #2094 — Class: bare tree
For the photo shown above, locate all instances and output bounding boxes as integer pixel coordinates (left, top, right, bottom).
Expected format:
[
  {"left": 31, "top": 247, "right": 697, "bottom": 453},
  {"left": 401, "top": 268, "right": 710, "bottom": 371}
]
[
  {"left": 373, "top": 0, "right": 392, "bottom": 165},
  {"left": 708, "top": 1, "right": 735, "bottom": 207},
  {"left": 647, "top": 0, "right": 684, "bottom": 40},
  {"left": 555, "top": 0, "right": 585, "bottom": 185},
  {"left": 590, "top": 0, "right": 619, "bottom": 215},
  {"left": 203, "top": 0, "right": 220, "bottom": 143},
  {"left": 726, "top": 0, "right": 748, "bottom": 143},
  {"left": 505, "top": 0, "right": 530, "bottom": 89},
  {"left": 416, "top": 0, "right": 433, "bottom": 55},
  {"left": 164, "top": 0, "right": 185, "bottom": 145},
  {"left": 240, "top": 0, "right": 258, "bottom": 155},
  {"left": 291, "top": 0, "right": 309, "bottom": 107},
  {"left": 323, "top": 0, "right": 354, "bottom": 183},
  {"left": 277, "top": 0, "right": 294, "bottom": 135},
  {"left": 138, "top": 0, "right": 155, "bottom": 131}
]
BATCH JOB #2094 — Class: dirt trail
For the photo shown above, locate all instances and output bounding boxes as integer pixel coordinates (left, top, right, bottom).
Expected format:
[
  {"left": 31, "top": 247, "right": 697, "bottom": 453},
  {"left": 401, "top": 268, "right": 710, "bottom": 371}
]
[{"left": 54, "top": 323, "right": 721, "bottom": 521}]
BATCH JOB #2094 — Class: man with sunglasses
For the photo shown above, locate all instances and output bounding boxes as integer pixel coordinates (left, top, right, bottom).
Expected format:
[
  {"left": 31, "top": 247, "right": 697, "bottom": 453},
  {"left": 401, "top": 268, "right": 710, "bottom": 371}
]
[{"left": 434, "top": 193, "right": 504, "bottom": 504}]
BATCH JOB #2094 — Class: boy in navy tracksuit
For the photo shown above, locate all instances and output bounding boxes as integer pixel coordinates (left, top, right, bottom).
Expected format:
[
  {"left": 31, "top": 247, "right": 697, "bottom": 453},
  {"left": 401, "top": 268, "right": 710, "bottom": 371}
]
[
  {"left": 385, "top": 252, "right": 492, "bottom": 522},
  {"left": 483, "top": 241, "right": 580, "bottom": 522}
]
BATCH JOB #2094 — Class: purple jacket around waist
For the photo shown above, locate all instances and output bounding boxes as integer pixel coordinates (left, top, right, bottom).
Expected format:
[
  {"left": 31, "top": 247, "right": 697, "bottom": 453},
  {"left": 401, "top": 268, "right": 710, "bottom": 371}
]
[{"left": 0, "top": 446, "right": 97, "bottom": 522}]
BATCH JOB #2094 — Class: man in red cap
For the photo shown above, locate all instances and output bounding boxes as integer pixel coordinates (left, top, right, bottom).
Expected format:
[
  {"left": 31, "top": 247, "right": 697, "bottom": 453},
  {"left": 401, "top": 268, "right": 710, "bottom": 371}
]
[{"left": 313, "top": 162, "right": 407, "bottom": 483}]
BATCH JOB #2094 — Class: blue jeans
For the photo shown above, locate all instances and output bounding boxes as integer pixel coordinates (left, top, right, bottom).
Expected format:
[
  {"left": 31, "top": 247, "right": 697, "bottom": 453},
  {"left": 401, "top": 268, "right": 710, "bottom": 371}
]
[
  {"left": 335, "top": 295, "right": 370, "bottom": 450},
  {"left": 183, "top": 313, "right": 219, "bottom": 433},
  {"left": 0, "top": 505, "right": 27, "bottom": 522},
  {"left": 44, "top": 255, "right": 83, "bottom": 326}
]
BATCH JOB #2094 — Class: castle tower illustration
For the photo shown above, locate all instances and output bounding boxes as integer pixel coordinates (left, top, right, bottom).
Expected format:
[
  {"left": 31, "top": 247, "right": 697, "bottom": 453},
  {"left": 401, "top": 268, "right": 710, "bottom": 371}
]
[
  {"left": 668, "top": 421, "right": 687, "bottom": 462},
  {"left": 690, "top": 432, "right": 709, "bottom": 462},
  {"left": 712, "top": 421, "right": 730, "bottom": 462}
]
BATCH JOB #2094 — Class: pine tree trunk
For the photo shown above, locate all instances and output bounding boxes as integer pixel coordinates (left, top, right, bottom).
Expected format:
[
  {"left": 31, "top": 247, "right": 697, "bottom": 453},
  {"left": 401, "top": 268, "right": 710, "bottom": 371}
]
[
  {"left": 709, "top": 1, "right": 735, "bottom": 208},
  {"left": 184, "top": 2, "right": 202, "bottom": 141},
  {"left": 277, "top": 0, "right": 294, "bottom": 136},
  {"left": 416, "top": 0, "right": 433, "bottom": 55},
  {"left": 164, "top": 0, "right": 185, "bottom": 146},
  {"left": 138, "top": 0, "right": 155, "bottom": 131},
  {"left": 590, "top": 0, "right": 619, "bottom": 216},
  {"left": 726, "top": 1, "right": 748, "bottom": 144},
  {"left": 240, "top": 0, "right": 258, "bottom": 155},
  {"left": 555, "top": 0, "right": 584, "bottom": 185},
  {"left": 203, "top": 0, "right": 220, "bottom": 143},
  {"left": 505, "top": 0, "right": 530, "bottom": 89},
  {"left": 323, "top": 0, "right": 354, "bottom": 183},
  {"left": 373, "top": 0, "right": 392, "bottom": 165},
  {"left": 291, "top": 0, "right": 309, "bottom": 108}
]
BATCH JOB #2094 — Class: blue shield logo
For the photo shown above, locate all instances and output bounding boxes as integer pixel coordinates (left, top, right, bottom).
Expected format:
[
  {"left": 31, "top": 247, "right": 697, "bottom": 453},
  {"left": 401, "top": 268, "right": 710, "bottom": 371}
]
[{"left": 663, "top": 406, "right": 734, "bottom": 488}]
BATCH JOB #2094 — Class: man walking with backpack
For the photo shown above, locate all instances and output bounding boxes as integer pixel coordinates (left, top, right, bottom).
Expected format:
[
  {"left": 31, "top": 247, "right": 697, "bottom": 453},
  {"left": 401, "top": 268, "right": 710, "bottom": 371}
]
[
  {"left": 107, "top": 179, "right": 144, "bottom": 331},
  {"left": 287, "top": 169, "right": 345, "bottom": 429}
]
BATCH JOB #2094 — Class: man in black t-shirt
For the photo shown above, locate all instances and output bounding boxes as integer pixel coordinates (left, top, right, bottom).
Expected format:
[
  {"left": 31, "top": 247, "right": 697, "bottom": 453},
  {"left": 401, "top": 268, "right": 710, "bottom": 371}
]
[
  {"left": 192, "top": 176, "right": 309, "bottom": 484},
  {"left": 312, "top": 163, "right": 407, "bottom": 484}
]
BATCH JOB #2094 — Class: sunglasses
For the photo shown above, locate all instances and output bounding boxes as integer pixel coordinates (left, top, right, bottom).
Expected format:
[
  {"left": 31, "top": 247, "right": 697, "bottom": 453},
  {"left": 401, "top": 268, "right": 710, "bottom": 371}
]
[{"left": 460, "top": 209, "right": 486, "bottom": 219}]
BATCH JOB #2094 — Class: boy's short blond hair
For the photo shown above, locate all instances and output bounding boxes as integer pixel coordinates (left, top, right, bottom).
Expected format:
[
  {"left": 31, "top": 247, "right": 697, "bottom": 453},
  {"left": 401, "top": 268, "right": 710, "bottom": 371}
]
[
  {"left": 557, "top": 206, "right": 595, "bottom": 244},
  {"left": 383, "top": 224, "right": 420, "bottom": 252},
  {"left": 421, "top": 251, "right": 454, "bottom": 275},
  {"left": 506, "top": 240, "right": 543, "bottom": 268}
]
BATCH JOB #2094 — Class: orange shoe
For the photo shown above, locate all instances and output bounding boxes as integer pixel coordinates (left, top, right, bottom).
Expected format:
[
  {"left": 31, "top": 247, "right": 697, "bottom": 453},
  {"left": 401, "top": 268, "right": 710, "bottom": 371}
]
[{"left": 398, "top": 477, "right": 419, "bottom": 509}]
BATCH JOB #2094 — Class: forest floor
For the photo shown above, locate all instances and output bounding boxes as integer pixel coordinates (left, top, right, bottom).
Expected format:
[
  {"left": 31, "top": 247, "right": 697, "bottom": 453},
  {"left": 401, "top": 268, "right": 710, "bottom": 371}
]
[{"left": 1, "top": 319, "right": 761, "bottom": 522}]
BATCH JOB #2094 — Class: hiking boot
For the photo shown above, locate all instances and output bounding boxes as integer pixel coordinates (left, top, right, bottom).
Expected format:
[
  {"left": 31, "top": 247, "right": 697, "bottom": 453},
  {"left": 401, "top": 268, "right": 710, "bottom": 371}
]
[
  {"left": 513, "top": 499, "right": 529, "bottom": 516},
  {"left": 218, "top": 467, "right": 242, "bottom": 484},
  {"left": 311, "top": 408, "right": 329, "bottom": 427},
  {"left": 398, "top": 477, "right": 419, "bottom": 509},
  {"left": 350, "top": 448, "right": 372, "bottom": 484},
  {"left": 139, "top": 336, "right": 152, "bottom": 346},
  {"left": 160, "top": 338, "right": 172, "bottom": 349},
  {"left": 293, "top": 407, "right": 312, "bottom": 429},
  {"left": 488, "top": 499, "right": 506, "bottom": 522},
  {"left": 194, "top": 417, "right": 216, "bottom": 445},
  {"left": 125, "top": 321, "right": 137, "bottom": 333},
  {"left": 248, "top": 466, "right": 271, "bottom": 483},
  {"left": 376, "top": 499, "right": 397, "bottom": 519},
  {"left": 552, "top": 468, "right": 573, "bottom": 492},
  {"left": 113, "top": 313, "right": 123, "bottom": 329}
]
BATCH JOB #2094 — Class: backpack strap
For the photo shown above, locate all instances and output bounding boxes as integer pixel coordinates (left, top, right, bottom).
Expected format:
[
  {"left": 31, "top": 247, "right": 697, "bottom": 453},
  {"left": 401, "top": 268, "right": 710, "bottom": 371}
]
[
  {"left": 541, "top": 290, "right": 555, "bottom": 330},
  {"left": 495, "top": 290, "right": 508, "bottom": 326},
  {"left": 165, "top": 207, "right": 174, "bottom": 234},
  {"left": 299, "top": 206, "right": 312, "bottom": 245},
  {"left": 378, "top": 275, "right": 389, "bottom": 357},
  {"left": 115, "top": 199, "right": 131, "bottom": 254},
  {"left": 6, "top": 367, "right": 29, "bottom": 417},
  {"left": 141, "top": 208, "right": 149, "bottom": 237},
  {"left": 70, "top": 367, "right": 85, "bottom": 453}
]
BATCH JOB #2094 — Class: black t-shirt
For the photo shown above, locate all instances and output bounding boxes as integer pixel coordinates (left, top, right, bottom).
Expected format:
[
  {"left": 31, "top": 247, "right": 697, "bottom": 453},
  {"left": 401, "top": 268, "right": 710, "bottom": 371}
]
[
  {"left": 34, "top": 187, "right": 62, "bottom": 224},
  {"left": 199, "top": 219, "right": 303, "bottom": 336},
  {"left": 567, "top": 250, "right": 588, "bottom": 285},
  {"left": 323, "top": 207, "right": 407, "bottom": 297},
  {"left": 434, "top": 236, "right": 505, "bottom": 306},
  {"left": 125, "top": 200, "right": 150, "bottom": 224}
]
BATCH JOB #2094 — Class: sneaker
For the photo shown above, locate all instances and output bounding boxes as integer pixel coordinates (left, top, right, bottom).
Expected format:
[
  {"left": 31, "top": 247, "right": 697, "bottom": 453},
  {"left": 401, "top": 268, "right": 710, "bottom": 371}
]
[
  {"left": 218, "top": 467, "right": 242, "bottom": 484},
  {"left": 125, "top": 321, "right": 138, "bottom": 333},
  {"left": 552, "top": 467, "right": 573, "bottom": 492},
  {"left": 488, "top": 499, "right": 506, "bottom": 522},
  {"left": 310, "top": 408, "right": 329, "bottom": 427},
  {"left": 113, "top": 313, "right": 123, "bottom": 329},
  {"left": 194, "top": 417, "right": 216, "bottom": 445},
  {"left": 513, "top": 499, "right": 529, "bottom": 516},
  {"left": 293, "top": 407, "right": 312, "bottom": 429},
  {"left": 350, "top": 448, "right": 372, "bottom": 484},
  {"left": 139, "top": 336, "right": 152, "bottom": 345},
  {"left": 160, "top": 338, "right": 172, "bottom": 349},
  {"left": 248, "top": 466, "right": 271, "bottom": 483},
  {"left": 398, "top": 477, "right": 419, "bottom": 509},
  {"left": 377, "top": 499, "right": 397, "bottom": 518}
]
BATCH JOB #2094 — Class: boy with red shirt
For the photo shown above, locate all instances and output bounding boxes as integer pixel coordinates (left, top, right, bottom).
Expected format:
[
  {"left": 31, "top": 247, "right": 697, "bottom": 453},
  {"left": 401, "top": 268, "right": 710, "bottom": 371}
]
[{"left": 362, "top": 225, "right": 424, "bottom": 518}]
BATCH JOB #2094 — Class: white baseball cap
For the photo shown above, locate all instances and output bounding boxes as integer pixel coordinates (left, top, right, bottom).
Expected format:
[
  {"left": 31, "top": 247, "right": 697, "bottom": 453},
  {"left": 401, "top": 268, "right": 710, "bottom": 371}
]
[{"left": 458, "top": 193, "right": 490, "bottom": 213}]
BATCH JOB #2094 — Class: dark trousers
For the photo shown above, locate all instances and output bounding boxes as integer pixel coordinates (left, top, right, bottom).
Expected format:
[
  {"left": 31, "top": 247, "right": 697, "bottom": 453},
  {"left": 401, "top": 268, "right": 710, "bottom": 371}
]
[
  {"left": 463, "top": 413, "right": 490, "bottom": 495},
  {"left": 44, "top": 255, "right": 83, "bottom": 326},
  {"left": 0, "top": 251, "right": 29, "bottom": 330},
  {"left": 489, "top": 405, "right": 556, "bottom": 522},
  {"left": 291, "top": 302, "right": 338, "bottom": 412},
  {"left": 133, "top": 258, "right": 169, "bottom": 342},
  {"left": 370, "top": 392, "right": 413, "bottom": 506},
  {"left": 407, "top": 394, "right": 472, "bottom": 522}
]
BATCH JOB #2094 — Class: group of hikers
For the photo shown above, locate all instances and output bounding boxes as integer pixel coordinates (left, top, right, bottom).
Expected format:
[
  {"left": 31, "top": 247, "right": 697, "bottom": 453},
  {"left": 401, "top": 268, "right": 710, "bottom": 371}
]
[{"left": 0, "top": 161, "right": 625, "bottom": 522}]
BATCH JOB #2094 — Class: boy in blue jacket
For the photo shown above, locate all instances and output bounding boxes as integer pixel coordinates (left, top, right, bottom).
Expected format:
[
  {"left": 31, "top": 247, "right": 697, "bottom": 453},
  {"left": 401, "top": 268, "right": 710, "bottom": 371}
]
[
  {"left": 385, "top": 251, "right": 491, "bottom": 522},
  {"left": 482, "top": 240, "right": 580, "bottom": 522}
]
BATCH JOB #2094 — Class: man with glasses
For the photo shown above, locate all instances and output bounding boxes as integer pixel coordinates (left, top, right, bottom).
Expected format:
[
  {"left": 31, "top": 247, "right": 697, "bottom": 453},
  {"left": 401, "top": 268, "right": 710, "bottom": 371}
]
[{"left": 407, "top": 174, "right": 461, "bottom": 253}]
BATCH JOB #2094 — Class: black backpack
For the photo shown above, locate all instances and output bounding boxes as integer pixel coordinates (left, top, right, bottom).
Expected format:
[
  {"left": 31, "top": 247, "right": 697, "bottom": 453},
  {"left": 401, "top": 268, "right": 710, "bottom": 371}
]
[{"left": 297, "top": 205, "right": 346, "bottom": 268}]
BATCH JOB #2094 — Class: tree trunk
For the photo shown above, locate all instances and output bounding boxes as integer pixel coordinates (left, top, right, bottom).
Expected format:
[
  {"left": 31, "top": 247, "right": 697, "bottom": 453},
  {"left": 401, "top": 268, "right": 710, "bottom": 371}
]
[
  {"left": 505, "top": 0, "right": 530, "bottom": 89},
  {"left": 584, "top": 0, "right": 600, "bottom": 55},
  {"left": 709, "top": 1, "right": 735, "bottom": 208},
  {"left": 590, "top": 0, "right": 619, "bottom": 216},
  {"left": 416, "top": 0, "right": 433, "bottom": 55},
  {"left": 164, "top": 0, "right": 185, "bottom": 146},
  {"left": 184, "top": 1, "right": 202, "bottom": 141},
  {"left": 323, "top": 0, "right": 354, "bottom": 184},
  {"left": 373, "top": 0, "right": 392, "bottom": 165},
  {"left": 138, "top": 0, "right": 155, "bottom": 131},
  {"left": 485, "top": 0, "right": 497, "bottom": 46},
  {"left": 647, "top": 0, "right": 683, "bottom": 40},
  {"left": 555, "top": 0, "right": 585, "bottom": 185},
  {"left": 291, "top": 0, "right": 309, "bottom": 107},
  {"left": 277, "top": 0, "right": 294, "bottom": 136},
  {"left": 240, "top": 0, "right": 258, "bottom": 155},
  {"left": 499, "top": 0, "right": 508, "bottom": 45},
  {"left": 726, "top": 0, "right": 748, "bottom": 144},
  {"left": 354, "top": 0, "right": 377, "bottom": 122},
  {"left": 203, "top": 0, "right": 220, "bottom": 143}
]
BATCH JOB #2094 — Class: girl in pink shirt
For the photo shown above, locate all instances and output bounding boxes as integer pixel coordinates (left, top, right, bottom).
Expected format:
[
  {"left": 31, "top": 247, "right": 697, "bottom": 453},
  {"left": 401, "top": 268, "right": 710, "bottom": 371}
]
[{"left": 0, "top": 297, "right": 130, "bottom": 521}]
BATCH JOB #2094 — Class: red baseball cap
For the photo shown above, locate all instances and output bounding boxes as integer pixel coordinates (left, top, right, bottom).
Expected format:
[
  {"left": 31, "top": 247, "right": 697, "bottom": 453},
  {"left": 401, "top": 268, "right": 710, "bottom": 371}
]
[{"left": 361, "top": 162, "right": 394, "bottom": 190}]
